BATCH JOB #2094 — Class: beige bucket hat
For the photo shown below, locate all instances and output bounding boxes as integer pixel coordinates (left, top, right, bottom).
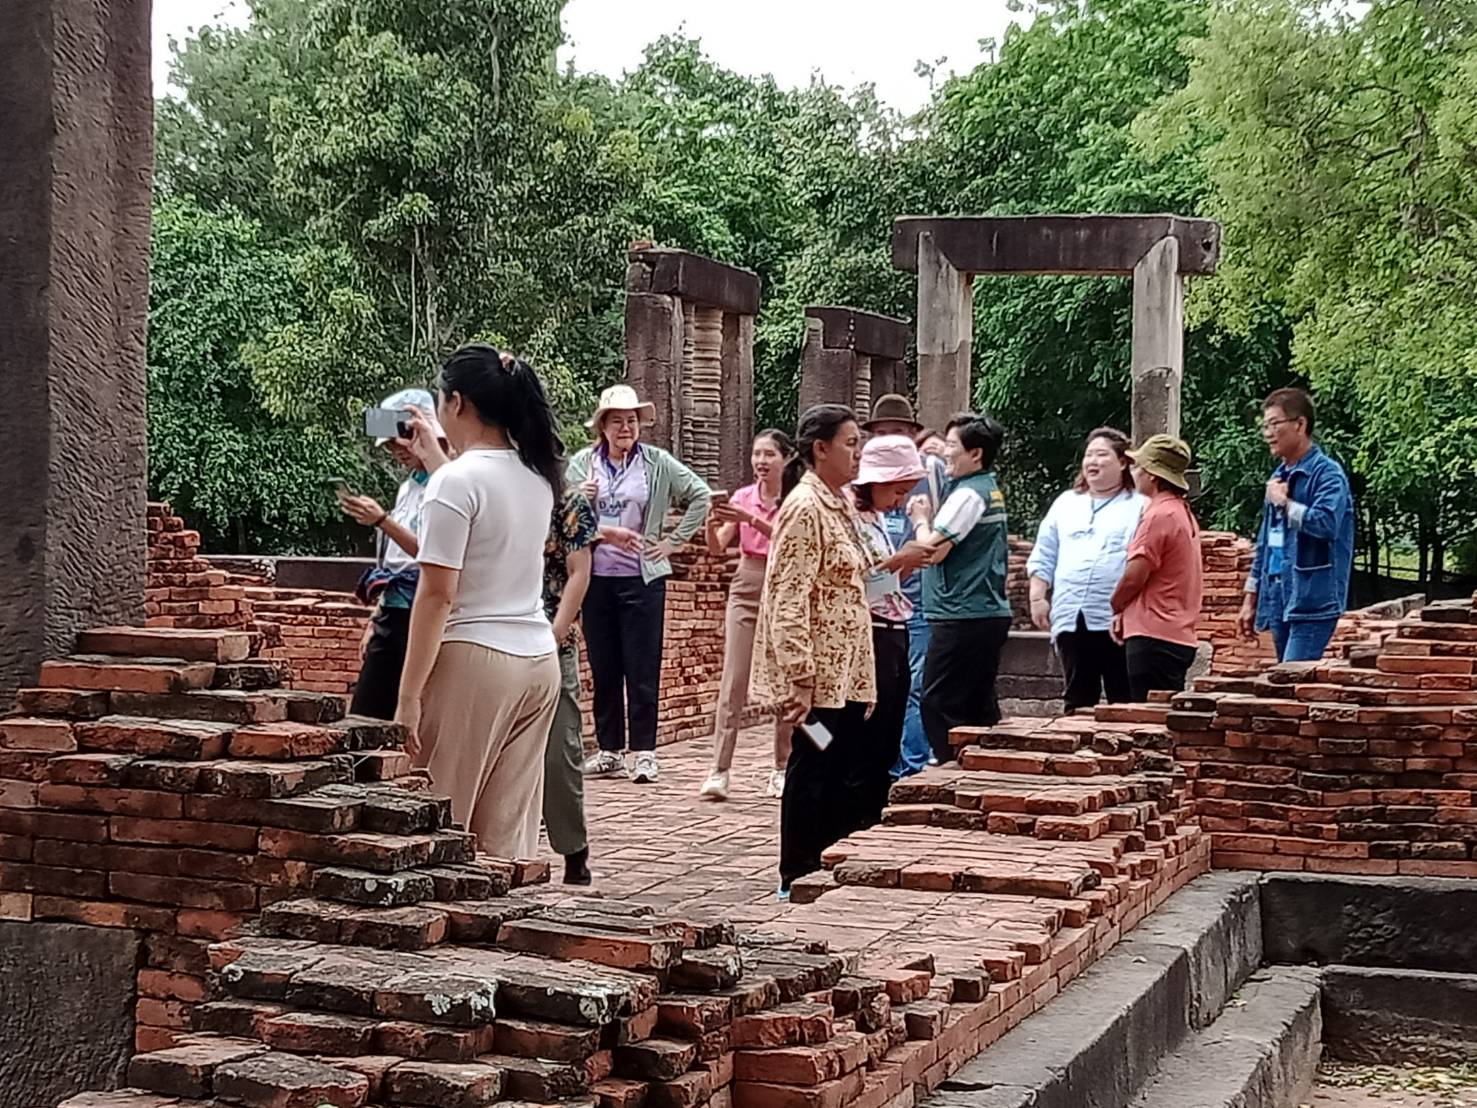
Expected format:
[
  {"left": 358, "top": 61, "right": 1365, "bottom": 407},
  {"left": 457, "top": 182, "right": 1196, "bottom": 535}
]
[{"left": 587, "top": 384, "right": 657, "bottom": 430}]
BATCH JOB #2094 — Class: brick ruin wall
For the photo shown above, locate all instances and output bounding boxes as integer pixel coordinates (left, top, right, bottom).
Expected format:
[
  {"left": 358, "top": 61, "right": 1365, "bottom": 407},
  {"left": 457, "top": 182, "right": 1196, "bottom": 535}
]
[{"left": 149, "top": 503, "right": 1394, "bottom": 741}]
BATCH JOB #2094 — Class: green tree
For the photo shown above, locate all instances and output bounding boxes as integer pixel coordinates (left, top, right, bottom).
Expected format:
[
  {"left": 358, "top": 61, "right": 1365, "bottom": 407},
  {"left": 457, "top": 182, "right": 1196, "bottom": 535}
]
[
  {"left": 924, "top": 0, "right": 1293, "bottom": 531},
  {"left": 1144, "top": 0, "right": 1477, "bottom": 579},
  {"left": 148, "top": 197, "right": 375, "bottom": 553}
]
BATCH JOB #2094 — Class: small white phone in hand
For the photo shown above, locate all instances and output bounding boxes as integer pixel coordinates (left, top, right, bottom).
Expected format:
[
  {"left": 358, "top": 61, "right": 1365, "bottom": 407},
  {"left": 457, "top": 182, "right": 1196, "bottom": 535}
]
[{"left": 799, "top": 715, "right": 833, "bottom": 750}]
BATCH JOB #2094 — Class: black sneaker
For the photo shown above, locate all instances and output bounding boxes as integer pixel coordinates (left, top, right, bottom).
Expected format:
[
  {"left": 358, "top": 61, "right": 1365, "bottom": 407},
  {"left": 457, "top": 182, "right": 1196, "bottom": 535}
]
[{"left": 563, "top": 849, "right": 592, "bottom": 886}]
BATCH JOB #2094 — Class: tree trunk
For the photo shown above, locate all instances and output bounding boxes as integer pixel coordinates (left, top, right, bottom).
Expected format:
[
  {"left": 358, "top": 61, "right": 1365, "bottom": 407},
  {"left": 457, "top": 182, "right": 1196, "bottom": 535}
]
[
  {"left": 1364, "top": 498, "right": 1380, "bottom": 574},
  {"left": 1417, "top": 509, "right": 1430, "bottom": 585}
]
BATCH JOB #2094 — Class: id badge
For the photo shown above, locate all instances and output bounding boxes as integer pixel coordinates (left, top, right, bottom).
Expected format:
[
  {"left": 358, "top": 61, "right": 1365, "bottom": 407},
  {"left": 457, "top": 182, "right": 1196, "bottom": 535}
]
[{"left": 1268, "top": 523, "right": 1285, "bottom": 550}]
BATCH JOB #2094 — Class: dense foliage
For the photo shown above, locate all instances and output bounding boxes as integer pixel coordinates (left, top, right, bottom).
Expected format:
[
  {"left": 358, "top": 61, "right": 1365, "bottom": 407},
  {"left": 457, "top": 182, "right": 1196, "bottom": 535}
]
[{"left": 150, "top": 0, "right": 1476, "bottom": 579}]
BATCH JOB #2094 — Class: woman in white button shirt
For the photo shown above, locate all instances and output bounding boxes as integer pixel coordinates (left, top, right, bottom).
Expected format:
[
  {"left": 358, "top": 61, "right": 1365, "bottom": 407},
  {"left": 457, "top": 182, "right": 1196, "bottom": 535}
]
[{"left": 1026, "top": 427, "right": 1146, "bottom": 712}]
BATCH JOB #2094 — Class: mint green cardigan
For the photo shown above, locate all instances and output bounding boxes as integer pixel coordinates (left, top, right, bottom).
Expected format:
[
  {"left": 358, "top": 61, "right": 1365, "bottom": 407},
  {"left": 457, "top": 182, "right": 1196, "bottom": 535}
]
[{"left": 566, "top": 444, "right": 713, "bottom": 584}]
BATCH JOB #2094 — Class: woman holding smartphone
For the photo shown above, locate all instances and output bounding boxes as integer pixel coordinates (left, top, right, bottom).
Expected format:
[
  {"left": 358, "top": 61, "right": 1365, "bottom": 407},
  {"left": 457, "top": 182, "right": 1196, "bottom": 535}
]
[
  {"left": 752, "top": 405, "right": 873, "bottom": 898},
  {"left": 700, "top": 429, "right": 795, "bottom": 802},
  {"left": 336, "top": 388, "right": 450, "bottom": 719}
]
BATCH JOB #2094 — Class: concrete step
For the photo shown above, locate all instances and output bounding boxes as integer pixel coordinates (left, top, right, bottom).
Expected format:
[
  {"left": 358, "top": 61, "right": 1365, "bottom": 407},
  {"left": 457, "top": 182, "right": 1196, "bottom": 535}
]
[
  {"left": 925, "top": 871, "right": 1263, "bottom": 1108},
  {"left": 1322, "top": 964, "right": 1477, "bottom": 1066},
  {"left": 1129, "top": 965, "right": 1322, "bottom": 1108}
]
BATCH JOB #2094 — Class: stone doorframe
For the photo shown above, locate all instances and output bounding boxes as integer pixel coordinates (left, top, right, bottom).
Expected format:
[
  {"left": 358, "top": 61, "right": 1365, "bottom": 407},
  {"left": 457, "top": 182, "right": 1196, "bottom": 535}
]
[{"left": 891, "top": 215, "right": 1220, "bottom": 439}]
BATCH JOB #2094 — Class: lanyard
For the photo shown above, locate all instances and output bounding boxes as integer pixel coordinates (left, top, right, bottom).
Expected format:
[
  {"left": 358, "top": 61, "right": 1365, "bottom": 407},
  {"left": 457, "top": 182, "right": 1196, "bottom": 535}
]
[{"left": 1089, "top": 491, "right": 1126, "bottom": 523}]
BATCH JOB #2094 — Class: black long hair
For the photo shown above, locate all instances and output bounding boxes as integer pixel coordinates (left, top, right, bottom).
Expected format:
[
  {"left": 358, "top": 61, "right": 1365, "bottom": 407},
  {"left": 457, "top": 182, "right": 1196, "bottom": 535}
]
[
  {"left": 756, "top": 427, "right": 796, "bottom": 458},
  {"left": 438, "top": 344, "right": 566, "bottom": 498},
  {"left": 782, "top": 404, "right": 857, "bottom": 501}
]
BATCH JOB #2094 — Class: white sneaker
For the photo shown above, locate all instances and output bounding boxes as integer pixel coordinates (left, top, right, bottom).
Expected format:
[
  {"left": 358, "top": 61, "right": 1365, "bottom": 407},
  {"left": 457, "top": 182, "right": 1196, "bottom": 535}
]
[
  {"left": 765, "top": 769, "right": 786, "bottom": 798},
  {"left": 582, "top": 750, "right": 625, "bottom": 777},
  {"left": 631, "top": 751, "right": 659, "bottom": 783},
  {"left": 700, "top": 770, "right": 730, "bottom": 801}
]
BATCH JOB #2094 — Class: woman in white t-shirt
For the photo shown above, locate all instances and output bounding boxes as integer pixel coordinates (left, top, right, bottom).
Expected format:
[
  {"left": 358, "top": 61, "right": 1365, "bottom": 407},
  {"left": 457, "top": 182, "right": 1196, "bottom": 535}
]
[{"left": 396, "top": 344, "right": 564, "bottom": 860}]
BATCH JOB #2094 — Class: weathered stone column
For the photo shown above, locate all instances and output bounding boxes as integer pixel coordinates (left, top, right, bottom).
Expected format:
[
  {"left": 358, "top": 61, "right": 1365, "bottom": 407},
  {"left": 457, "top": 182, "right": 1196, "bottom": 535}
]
[
  {"left": 915, "top": 232, "right": 973, "bottom": 434},
  {"left": 624, "top": 246, "right": 760, "bottom": 492},
  {"left": 0, "top": 0, "right": 152, "bottom": 697},
  {"left": 1131, "top": 236, "right": 1184, "bottom": 443},
  {"left": 799, "top": 306, "right": 912, "bottom": 423}
]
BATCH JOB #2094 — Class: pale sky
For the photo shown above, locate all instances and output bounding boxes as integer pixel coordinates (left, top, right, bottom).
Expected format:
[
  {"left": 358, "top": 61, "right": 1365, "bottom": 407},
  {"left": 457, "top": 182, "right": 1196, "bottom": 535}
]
[{"left": 152, "top": 0, "right": 1014, "bottom": 112}]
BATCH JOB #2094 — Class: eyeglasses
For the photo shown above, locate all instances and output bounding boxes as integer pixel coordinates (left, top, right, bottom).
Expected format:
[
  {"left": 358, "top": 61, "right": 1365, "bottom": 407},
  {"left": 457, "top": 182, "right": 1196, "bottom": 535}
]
[{"left": 1261, "top": 418, "right": 1296, "bottom": 432}]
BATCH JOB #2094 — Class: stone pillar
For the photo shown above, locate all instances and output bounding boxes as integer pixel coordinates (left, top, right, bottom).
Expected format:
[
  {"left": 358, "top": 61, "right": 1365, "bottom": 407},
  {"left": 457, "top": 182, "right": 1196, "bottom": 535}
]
[
  {"left": 719, "top": 313, "right": 755, "bottom": 481},
  {"left": 915, "top": 231, "right": 973, "bottom": 434},
  {"left": 624, "top": 281, "right": 685, "bottom": 453},
  {"left": 798, "top": 306, "right": 913, "bottom": 423},
  {"left": 624, "top": 246, "right": 760, "bottom": 492},
  {"left": 0, "top": 0, "right": 152, "bottom": 697},
  {"left": 798, "top": 316, "right": 858, "bottom": 414},
  {"left": 1131, "top": 236, "right": 1184, "bottom": 443}
]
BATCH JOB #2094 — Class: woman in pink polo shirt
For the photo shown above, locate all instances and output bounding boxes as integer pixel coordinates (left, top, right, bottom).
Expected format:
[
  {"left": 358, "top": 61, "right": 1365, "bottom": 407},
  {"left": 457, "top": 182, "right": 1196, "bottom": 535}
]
[{"left": 699, "top": 429, "right": 796, "bottom": 802}]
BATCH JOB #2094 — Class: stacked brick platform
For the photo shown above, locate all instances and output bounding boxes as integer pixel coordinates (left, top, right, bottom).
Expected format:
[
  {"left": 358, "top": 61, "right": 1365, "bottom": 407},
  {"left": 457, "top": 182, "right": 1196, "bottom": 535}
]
[
  {"left": 1165, "top": 593, "right": 1477, "bottom": 876},
  {"left": 0, "top": 625, "right": 547, "bottom": 1056},
  {"left": 1197, "top": 532, "right": 1272, "bottom": 675},
  {"left": 246, "top": 588, "right": 372, "bottom": 697},
  {"left": 146, "top": 504, "right": 252, "bottom": 631},
  {"left": 33, "top": 627, "right": 1210, "bottom": 1108}
]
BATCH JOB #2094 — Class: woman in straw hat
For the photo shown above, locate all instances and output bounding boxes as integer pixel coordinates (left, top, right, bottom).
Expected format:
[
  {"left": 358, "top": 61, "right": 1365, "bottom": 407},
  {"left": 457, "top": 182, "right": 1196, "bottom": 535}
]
[
  {"left": 1110, "top": 434, "right": 1205, "bottom": 700},
  {"left": 567, "top": 385, "right": 712, "bottom": 784}
]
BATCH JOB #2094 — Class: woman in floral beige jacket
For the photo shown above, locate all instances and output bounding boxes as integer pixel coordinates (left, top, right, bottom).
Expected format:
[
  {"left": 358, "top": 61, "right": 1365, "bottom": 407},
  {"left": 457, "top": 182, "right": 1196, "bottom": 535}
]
[{"left": 752, "top": 404, "right": 873, "bottom": 897}]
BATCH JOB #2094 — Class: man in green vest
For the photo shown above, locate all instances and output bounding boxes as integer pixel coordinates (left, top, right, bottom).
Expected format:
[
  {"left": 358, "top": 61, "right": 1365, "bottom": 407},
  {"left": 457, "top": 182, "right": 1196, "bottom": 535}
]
[{"left": 906, "top": 412, "right": 1011, "bottom": 764}]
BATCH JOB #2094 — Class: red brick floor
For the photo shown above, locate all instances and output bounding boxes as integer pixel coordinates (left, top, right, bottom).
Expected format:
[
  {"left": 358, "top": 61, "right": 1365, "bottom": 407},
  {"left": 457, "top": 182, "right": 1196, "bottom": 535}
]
[{"left": 562, "top": 726, "right": 785, "bottom": 913}]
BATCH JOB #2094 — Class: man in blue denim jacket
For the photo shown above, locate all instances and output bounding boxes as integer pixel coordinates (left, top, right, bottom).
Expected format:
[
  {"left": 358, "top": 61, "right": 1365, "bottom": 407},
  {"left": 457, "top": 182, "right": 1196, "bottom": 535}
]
[{"left": 1237, "top": 387, "right": 1355, "bottom": 662}]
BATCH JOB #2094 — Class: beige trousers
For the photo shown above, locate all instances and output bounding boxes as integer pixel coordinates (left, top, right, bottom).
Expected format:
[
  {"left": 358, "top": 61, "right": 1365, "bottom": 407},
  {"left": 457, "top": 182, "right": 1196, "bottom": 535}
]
[
  {"left": 416, "top": 641, "right": 560, "bottom": 860},
  {"left": 710, "top": 555, "right": 790, "bottom": 772}
]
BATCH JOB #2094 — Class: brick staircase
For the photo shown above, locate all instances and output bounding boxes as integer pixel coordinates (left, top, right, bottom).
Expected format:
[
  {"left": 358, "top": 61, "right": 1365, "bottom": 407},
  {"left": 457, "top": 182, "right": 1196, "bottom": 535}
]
[
  {"left": 19, "top": 626, "right": 1063, "bottom": 1108},
  {"left": 1168, "top": 591, "right": 1477, "bottom": 876}
]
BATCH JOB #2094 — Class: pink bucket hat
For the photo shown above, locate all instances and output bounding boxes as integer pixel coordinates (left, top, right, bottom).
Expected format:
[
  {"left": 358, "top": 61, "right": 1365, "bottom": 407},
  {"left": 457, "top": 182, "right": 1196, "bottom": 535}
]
[{"left": 856, "top": 434, "right": 926, "bottom": 486}]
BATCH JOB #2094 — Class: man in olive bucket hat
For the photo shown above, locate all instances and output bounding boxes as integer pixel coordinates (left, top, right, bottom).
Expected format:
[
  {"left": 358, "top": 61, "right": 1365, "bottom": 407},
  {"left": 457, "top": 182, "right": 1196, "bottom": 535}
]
[{"left": 1109, "top": 434, "right": 1205, "bottom": 700}]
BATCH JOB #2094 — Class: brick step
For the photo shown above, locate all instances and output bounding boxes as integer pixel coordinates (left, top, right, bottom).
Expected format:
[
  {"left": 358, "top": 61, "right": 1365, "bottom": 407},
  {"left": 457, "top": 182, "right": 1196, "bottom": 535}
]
[
  {"left": 1421, "top": 600, "right": 1477, "bottom": 624},
  {"left": 957, "top": 746, "right": 1149, "bottom": 777},
  {"left": 950, "top": 727, "right": 1089, "bottom": 755},
  {"left": 76, "top": 625, "right": 253, "bottom": 663},
  {"left": 1392, "top": 619, "right": 1477, "bottom": 644},
  {"left": 212, "top": 939, "right": 662, "bottom": 1028},
  {"left": 40, "top": 656, "right": 217, "bottom": 695},
  {"left": 819, "top": 821, "right": 1202, "bottom": 901},
  {"left": 889, "top": 766, "right": 1175, "bottom": 818},
  {"left": 212, "top": 661, "right": 291, "bottom": 692},
  {"left": 881, "top": 802, "right": 1176, "bottom": 845}
]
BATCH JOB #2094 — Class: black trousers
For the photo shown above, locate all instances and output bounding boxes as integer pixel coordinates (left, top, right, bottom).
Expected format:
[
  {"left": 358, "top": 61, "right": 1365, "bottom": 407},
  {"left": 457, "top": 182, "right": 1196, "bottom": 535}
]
[
  {"left": 844, "top": 626, "right": 909, "bottom": 834},
  {"left": 1056, "top": 611, "right": 1132, "bottom": 712},
  {"left": 779, "top": 700, "right": 868, "bottom": 889},
  {"left": 582, "top": 574, "right": 666, "bottom": 753},
  {"left": 1125, "top": 636, "right": 1197, "bottom": 701},
  {"left": 921, "top": 616, "right": 1012, "bottom": 765},
  {"left": 349, "top": 607, "right": 410, "bottom": 720}
]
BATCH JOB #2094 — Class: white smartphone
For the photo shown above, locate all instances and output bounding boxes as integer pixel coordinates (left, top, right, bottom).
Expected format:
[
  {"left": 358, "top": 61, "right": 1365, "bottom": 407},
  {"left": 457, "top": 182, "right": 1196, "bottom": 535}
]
[{"left": 799, "top": 715, "right": 833, "bottom": 750}]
